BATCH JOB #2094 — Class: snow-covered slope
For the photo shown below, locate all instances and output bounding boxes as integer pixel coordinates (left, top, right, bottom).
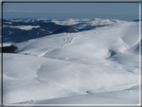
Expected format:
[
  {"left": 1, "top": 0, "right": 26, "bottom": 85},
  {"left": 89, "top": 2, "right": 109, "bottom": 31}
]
[
  {"left": 3, "top": 22, "right": 140, "bottom": 105},
  {"left": 15, "top": 85, "right": 140, "bottom": 104},
  {"left": 10, "top": 18, "right": 126, "bottom": 29},
  {"left": 15, "top": 22, "right": 139, "bottom": 60}
]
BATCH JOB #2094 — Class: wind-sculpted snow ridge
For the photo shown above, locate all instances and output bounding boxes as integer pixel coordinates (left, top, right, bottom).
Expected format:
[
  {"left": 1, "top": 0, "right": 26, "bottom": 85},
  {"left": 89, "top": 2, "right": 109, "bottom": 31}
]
[{"left": 3, "top": 22, "right": 140, "bottom": 104}]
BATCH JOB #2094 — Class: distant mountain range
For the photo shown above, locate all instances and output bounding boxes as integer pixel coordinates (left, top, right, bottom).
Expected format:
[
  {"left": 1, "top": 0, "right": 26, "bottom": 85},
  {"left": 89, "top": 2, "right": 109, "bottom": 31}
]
[
  {"left": 9, "top": 18, "right": 127, "bottom": 29},
  {"left": 3, "top": 18, "right": 127, "bottom": 43},
  {"left": 3, "top": 19, "right": 81, "bottom": 43}
]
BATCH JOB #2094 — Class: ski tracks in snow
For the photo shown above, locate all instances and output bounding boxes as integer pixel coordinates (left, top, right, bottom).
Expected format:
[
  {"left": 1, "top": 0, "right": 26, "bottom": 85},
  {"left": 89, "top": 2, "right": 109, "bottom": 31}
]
[{"left": 43, "top": 34, "right": 75, "bottom": 57}]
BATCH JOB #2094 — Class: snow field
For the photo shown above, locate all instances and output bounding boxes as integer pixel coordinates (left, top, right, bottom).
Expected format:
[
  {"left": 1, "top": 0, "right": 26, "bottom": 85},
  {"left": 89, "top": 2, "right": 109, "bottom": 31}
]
[{"left": 3, "top": 22, "right": 140, "bottom": 104}]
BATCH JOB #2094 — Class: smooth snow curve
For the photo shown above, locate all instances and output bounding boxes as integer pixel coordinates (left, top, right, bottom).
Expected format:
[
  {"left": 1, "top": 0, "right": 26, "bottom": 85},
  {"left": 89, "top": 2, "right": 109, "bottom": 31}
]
[{"left": 3, "top": 22, "right": 140, "bottom": 104}]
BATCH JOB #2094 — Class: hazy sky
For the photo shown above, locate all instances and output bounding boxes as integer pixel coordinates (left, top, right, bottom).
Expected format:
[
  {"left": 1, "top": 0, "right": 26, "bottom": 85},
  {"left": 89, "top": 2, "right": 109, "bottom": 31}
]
[{"left": 3, "top": 2, "right": 139, "bottom": 21}]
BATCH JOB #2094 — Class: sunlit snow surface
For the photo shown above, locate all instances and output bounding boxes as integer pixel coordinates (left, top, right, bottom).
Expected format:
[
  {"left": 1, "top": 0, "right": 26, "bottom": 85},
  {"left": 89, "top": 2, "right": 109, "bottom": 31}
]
[{"left": 3, "top": 22, "right": 140, "bottom": 104}]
